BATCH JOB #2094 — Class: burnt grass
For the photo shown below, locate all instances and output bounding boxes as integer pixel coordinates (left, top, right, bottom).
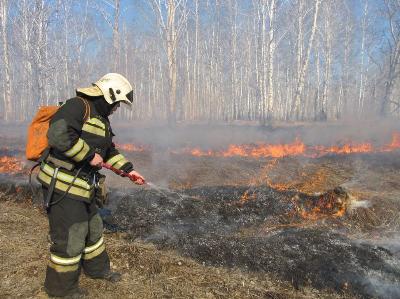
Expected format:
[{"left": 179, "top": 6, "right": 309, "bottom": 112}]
[
  {"left": 102, "top": 185, "right": 400, "bottom": 298},
  {"left": 1, "top": 171, "right": 400, "bottom": 298}
]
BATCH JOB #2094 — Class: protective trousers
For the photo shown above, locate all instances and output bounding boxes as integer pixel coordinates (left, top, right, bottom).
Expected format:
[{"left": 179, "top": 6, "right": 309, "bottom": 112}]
[{"left": 43, "top": 188, "right": 110, "bottom": 297}]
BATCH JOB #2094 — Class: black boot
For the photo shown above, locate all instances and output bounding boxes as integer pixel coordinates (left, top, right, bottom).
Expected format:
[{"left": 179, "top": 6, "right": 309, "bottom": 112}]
[
  {"left": 90, "top": 271, "right": 122, "bottom": 283},
  {"left": 103, "top": 271, "right": 122, "bottom": 283}
]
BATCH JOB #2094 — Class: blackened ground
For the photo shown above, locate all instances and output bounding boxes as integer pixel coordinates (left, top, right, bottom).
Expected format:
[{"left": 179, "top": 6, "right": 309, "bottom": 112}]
[
  {"left": 0, "top": 176, "right": 352, "bottom": 299},
  {"left": 104, "top": 185, "right": 400, "bottom": 299},
  {"left": 2, "top": 123, "right": 400, "bottom": 298},
  {"left": 180, "top": 230, "right": 400, "bottom": 299},
  {"left": 3, "top": 174, "right": 396, "bottom": 298},
  {"left": 0, "top": 174, "right": 41, "bottom": 202}
]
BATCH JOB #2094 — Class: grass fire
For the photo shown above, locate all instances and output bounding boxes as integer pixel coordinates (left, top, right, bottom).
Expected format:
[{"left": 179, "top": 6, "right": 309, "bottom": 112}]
[
  {"left": 1, "top": 123, "right": 400, "bottom": 298},
  {"left": 2, "top": 1, "right": 400, "bottom": 298}
]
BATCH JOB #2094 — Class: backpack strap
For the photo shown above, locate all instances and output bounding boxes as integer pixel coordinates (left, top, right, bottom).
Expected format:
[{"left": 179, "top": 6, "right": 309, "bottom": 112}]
[{"left": 76, "top": 96, "right": 91, "bottom": 122}]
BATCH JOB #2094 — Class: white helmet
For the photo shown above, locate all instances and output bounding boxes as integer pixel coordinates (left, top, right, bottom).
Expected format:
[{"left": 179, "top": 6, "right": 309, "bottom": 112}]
[{"left": 76, "top": 73, "right": 134, "bottom": 106}]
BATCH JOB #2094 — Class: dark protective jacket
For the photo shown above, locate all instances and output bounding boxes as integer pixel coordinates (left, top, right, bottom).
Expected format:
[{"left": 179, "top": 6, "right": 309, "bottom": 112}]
[{"left": 37, "top": 94, "right": 133, "bottom": 202}]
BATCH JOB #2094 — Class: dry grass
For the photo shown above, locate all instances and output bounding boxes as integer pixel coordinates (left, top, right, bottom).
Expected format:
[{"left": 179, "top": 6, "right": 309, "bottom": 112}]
[{"left": 0, "top": 199, "right": 352, "bottom": 299}]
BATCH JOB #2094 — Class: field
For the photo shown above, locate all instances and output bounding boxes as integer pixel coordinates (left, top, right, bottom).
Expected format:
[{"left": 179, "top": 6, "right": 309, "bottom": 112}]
[{"left": 1, "top": 121, "right": 400, "bottom": 298}]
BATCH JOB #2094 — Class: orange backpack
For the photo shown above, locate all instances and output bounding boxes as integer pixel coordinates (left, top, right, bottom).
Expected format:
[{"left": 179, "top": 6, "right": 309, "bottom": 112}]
[{"left": 25, "top": 98, "right": 90, "bottom": 161}]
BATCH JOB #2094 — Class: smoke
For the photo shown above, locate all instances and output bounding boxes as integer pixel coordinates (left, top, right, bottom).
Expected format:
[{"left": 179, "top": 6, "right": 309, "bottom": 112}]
[
  {"left": 368, "top": 281, "right": 400, "bottom": 299},
  {"left": 3, "top": 120, "right": 400, "bottom": 298},
  {"left": 112, "top": 119, "right": 400, "bottom": 151},
  {"left": 349, "top": 199, "right": 372, "bottom": 209},
  {"left": 364, "top": 269, "right": 400, "bottom": 299}
]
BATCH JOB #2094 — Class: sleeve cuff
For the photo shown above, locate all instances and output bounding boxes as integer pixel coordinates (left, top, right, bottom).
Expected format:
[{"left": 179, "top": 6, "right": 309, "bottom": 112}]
[
  {"left": 85, "top": 150, "right": 96, "bottom": 164},
  {"left": 120, "top": 162, "right": 134, "bottom": 173},
  {"left": 105, "top": 154, "right": 132, "bottom": 171}
]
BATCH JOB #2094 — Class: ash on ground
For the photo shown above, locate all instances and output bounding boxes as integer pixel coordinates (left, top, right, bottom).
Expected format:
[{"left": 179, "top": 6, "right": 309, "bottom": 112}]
[
  {"left": 2, "top": 173, "right": 398, "bottom": 298},
  {"left": 103, "top": 185, "right": 400, "bottom": 299},
  {"left": 2, "top": 123, "right": 400, "bottom": 298}
]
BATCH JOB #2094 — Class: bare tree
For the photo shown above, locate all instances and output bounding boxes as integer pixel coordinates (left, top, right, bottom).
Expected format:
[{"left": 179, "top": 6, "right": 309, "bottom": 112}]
[
  {"left": 112, "top": 0, "right": 121, "bottom": 70},
  {"left": 338, "top": 2, "right": 354, "bottom": 119},
  {"left": 255, "top": 0, "right": 278, "bottom": 123},
  {"left": 2, "top": 0, "right": 400, "bottom": 122},
  {"left": 358, "top": 0, "right": 369, "bottom": 114},
  {"left": 150, "top": 0, "right": 187, "bottom": 124},
  {"left": 291, "top": 0, "right": 320, "bottom": 120},
  {"left": 92, "top": 0, "right": 122, "bottom": 71},
  {"left": 0, "top": 0, "right": 11, "bottom": 120},
  {"left": 381, "top": 0, "right": 400, "bottom": 116}
]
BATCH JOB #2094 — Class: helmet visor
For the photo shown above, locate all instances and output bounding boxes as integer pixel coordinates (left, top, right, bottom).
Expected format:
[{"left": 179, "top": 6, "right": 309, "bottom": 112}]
[{"left": 126, "top": 90, "right": 134, "bottom": 104}]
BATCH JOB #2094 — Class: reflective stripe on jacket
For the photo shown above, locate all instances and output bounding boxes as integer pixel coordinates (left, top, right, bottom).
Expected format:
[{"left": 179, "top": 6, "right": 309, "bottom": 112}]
[{"left": 37, "top": 162, "right": 95, "bottom": 202}]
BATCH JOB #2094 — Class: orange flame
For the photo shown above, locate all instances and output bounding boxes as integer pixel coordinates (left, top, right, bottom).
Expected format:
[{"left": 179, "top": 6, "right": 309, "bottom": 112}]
[
  {"left": 184, "top": 139, "right": 306, "bottom": 158},
  {"left": 292, "top": 192, "right": 347, "bottom": 220},
  {"left": 111, "top": 132, "right": 400, "bottom": 159},
  {"left": 115, "top": 143, "right": 148, "bottom": 152},
  {"left": 238, "top": 190, "right": 257, "bottom": 205},
  {"left": 382, "top": 132, "right": 400, "bottom": 151},
  {"left": 312, "top": 143, "right": 373, "bottom": 155},
  {"left": 177, "top": 132, "right": 400, "bottom": 159}
]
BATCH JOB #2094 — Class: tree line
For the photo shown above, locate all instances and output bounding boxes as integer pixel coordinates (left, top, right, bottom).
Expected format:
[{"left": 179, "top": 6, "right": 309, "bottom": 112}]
[{"left": 0, "top": 0, "right": 399, "bottom": 123}]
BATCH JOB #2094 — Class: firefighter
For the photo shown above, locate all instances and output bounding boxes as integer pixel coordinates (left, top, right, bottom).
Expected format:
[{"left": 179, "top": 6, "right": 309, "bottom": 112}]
[{"left": 37, "top": 73, "right": 145, "bottom": 297}]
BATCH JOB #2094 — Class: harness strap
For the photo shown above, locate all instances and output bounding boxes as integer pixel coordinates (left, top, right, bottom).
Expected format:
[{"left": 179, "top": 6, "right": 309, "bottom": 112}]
[
  {"left": 47, "top": 167, "right": 84, "bottom": 208},
  {"left": 44, "top": 167, "right": 59, "bottom": 209}
]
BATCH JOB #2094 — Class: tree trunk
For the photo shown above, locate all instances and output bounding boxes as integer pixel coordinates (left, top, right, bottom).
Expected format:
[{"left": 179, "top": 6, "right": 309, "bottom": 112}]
[
  {"left": 358, "top": 0, "right": 368, "bottom": 115},
  {"left": 0, "top": 0, "right": 11, "bottom": 120},
  {"left": 113, "top": 0, "right": 121, "bottom": 71},
  {"left": 291, "top": 0, "right": 320, "bottom": 120},
  {"left": 381, "top": 0, "right": 400, "bottom": 117},
  {"left": 266, "top": 0, "right": 277, "bottom": 120},
  {"left": 166, "top": 0, "right": 177, "bottom": 123}
]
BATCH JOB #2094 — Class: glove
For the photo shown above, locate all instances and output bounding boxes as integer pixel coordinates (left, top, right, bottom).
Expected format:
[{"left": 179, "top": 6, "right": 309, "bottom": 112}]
[{"left": 128, "top": 170, "right": 145, "bottom": 185}]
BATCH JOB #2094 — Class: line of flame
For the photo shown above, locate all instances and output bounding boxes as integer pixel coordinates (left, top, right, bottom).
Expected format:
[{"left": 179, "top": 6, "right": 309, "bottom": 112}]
[{"left": 175, "top": 132, "right": 400, "bottom": 158}]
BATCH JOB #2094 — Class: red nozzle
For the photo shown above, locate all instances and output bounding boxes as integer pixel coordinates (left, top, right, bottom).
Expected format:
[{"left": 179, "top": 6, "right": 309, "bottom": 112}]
[{"left": 101, "top": 162, "right": 145, "bottom": 184}]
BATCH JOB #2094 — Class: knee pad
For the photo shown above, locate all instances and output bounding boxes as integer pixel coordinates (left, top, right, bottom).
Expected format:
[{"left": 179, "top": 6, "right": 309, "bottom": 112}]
[
  {"left": 66, "top": 221, "right": 88, "bottom": 257},
  {"left": 88, "top": 213, "right": 103, "bottom": 243}
]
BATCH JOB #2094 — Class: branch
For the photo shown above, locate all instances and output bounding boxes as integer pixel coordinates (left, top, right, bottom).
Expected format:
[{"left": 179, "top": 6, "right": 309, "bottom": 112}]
[
  {"left": 90, "top": 1, "right": 113, "bottom": 27},
  {"left": 99, "top": 0, "right": 115, "bottom": 9},
  {"left": 390, "top": 100, "right": 400, "bottom": 113}
]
